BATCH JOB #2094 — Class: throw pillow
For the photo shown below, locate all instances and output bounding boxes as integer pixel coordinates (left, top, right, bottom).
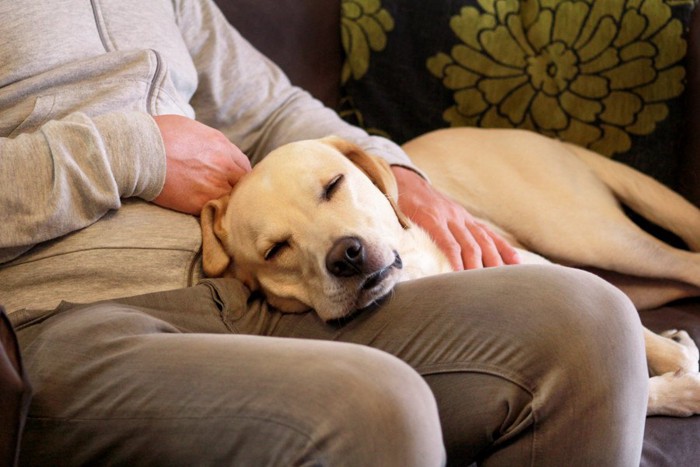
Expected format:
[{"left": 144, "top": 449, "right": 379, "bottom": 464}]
[{"left": 340, "top": 0, "right": 697, "bottom": 187}]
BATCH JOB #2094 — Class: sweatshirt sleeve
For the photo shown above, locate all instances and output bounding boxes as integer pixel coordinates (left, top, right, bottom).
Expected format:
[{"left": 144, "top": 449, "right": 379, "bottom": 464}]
[
  {"left": 0, "top": 111, "right": 166, "bottom": 263},
  {"left": 173, "top": 0, "right": 419, "bottom": 171}
]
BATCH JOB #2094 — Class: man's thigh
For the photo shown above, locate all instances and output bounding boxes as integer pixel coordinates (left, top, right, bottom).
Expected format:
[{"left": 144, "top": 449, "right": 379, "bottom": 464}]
[
  {"left": 232, "top": 264, "right": 647, "bottom": 464},
  {"left": 15, "top": 263, "right": 646, "bottom": 465},
  {"left": 15, "top": 296, "right": 443, "bottom": 466}
]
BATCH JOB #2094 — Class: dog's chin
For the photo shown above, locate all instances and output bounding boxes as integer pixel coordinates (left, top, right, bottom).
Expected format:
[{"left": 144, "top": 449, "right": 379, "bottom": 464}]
[
  {"left": 317, "top": 256, "right": 403, "bottom": 322},
  {"left": 355, "top": 264, "right": 400, "bottom": 308}
]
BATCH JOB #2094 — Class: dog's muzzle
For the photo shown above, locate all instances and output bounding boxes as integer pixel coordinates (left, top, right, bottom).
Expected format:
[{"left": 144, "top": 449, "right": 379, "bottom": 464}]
[
  {"left": 326, "top": 238, "right": 403, "bottom": 316},
  {"left": 361, "top": 253, "right": 403, "bottom": 290},
  {"left": 326, "top": 236, "right": 366, "bottom": 277},
  {"left": 326, "top": 236, "right": 403, "bottom": 279}
]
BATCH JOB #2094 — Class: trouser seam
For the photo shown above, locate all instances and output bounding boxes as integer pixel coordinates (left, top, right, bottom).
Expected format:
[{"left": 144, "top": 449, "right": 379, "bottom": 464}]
[
  {"left": 416, "top": 361, "right": 536, "bottom": 395},
  {"left": 199, "top": 279, "right": 245, "bottom": 333},
  {"left": 419, "top": 361, "right": 538, "bottom": 466}
]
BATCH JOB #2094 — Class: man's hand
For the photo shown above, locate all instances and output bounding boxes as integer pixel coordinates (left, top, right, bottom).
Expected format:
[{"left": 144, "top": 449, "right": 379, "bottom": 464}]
[
  {"left": 152, "top": 115, "right": 251, "bottom": 214},
  {"left": 391, "top": 165, "right": 521, "bottom": 270}
]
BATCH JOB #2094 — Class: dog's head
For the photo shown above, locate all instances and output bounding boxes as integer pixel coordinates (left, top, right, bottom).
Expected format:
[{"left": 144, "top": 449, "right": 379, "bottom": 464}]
[{"left": 200, "top": 137, "right": 411, "bottom": 321}]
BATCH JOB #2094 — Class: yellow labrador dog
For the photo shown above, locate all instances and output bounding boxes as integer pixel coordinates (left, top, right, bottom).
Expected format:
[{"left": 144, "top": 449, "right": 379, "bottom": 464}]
[{"left": 200, "top": 132, "right": 700, "bottom": 416}]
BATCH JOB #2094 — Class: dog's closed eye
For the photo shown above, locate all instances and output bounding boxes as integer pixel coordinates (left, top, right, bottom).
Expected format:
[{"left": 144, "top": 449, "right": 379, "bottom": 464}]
[
  {"left": 323, "top": 174, "right": 344, "bottom": 201},
  {"left": 264, "top": 240, "right": 290, "bottom": 261}
]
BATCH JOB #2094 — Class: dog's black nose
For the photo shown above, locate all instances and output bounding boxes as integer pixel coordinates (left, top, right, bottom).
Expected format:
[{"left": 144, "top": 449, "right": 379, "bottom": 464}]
[{"left": 326, "top": 236, "right": 365, "bottom": 277}]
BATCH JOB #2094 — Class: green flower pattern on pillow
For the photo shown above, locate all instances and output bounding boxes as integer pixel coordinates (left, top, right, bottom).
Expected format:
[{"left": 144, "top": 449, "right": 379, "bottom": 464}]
[
  {"left": 341, "top": 0, "right": 395, "bottom": 84},
  {"left": 427, "top": 0, "right": 688, "bottom": 156}
]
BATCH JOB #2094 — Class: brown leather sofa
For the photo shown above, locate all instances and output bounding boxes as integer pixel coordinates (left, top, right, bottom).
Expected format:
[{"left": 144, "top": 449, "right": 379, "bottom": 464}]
[{"left": 215, "top": 1, "right": 699, "bottom": 465}]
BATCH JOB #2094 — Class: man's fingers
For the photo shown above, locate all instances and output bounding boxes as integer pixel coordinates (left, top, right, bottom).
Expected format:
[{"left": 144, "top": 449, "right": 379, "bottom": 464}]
[
  {"left": 479, "top": 222, "right": 522, "bottom": 265},
  {"left": 226, "top": 165, "right": 249, "bottom": 187},
  {"left": 433, "top": 220, "right": 507, "bottom": 271},
  {"left": 224, "top": 148, "right": 252, "bottom": 186},
  {"left": 154, "top": 115, "right": 253, "bottom": 214},
  {"left": 231, "top": 151, "right": 252, "bottom": 172},
  {"left": 467, "top": 222, "right": 503, "bottom": 268},
  {"left": 448, "top": 221, "right": 483, "bottom": 270},
  {"left": 389, "top": 165, "right": 520, "bottom": 269},
  {"left": 431, "top": 224, "right": 467, "bottom": 271}
]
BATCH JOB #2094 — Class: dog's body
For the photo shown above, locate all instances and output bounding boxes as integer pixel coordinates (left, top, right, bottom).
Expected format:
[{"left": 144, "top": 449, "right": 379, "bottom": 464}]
[
  {"left": 201, "top": 131, "right": 700, "bottom": 417},
  {"left": 404, "top": 128, "right": 700, "bottom": 310}
]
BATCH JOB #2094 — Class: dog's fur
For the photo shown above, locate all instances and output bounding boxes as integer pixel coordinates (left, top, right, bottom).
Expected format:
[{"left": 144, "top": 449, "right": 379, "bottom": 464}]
[{"left": 201, "top": 131, "right": 700, "bottom": 416}]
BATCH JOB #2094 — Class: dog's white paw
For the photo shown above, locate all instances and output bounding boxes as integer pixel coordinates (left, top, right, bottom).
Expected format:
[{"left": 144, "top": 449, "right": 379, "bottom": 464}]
[
  {"left": 659, "top": 329, "right": 700, "bottom": 373},
  {"left": 648, "top": 370, "right": 700, "bottom": 417},
  {"left": 647, "top": 329, "right": 700, "bottom": 375}
]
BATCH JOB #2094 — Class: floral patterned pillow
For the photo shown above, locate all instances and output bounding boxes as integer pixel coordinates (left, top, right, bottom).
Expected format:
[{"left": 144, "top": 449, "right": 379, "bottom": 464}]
[{"left": 340, "top": 0, "right": 697, "bottom": 187}]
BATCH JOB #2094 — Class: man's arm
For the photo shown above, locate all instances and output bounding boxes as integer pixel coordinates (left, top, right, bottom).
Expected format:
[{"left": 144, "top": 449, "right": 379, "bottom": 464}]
[
  {"left": 0, "top": 111, "right": 164, "bottom": 263},
  {"left": 172, "top": 0, "right": 519, "bottom": 269},
  {"left": 0, "top": 111, "right": 249, "bottom": 264},
  {"left": 173, "top": 0, "right": 413, "bottom": 168}
]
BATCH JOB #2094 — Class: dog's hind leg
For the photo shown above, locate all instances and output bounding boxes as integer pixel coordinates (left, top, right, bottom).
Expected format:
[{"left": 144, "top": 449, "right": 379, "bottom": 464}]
[
  {"left": 645, "top": 327, "right": 699, "bottom": 376},
  {"left": 585, "top": 268, "right": 700, "bottom": 310},
  {"left": 566, "top": 143, "right": 700, "bottom": 252},
  {"left": 579, "top": 219, "right": 700, "bottom": 291}
]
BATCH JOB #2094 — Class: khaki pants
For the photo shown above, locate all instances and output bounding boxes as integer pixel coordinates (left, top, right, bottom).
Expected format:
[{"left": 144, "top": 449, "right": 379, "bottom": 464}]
[{"left": 11, "top": 265, "right": 647, "bottom": 466}]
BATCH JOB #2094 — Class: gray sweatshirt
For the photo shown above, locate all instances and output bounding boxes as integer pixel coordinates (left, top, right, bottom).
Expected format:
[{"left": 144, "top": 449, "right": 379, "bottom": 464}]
[{"left": 0, "top": 0, "right": 413, "bottom": 312}]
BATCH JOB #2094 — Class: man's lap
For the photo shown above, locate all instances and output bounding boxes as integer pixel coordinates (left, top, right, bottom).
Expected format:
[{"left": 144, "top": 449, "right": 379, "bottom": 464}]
[
  {"left": 14, "top": 284, "right": 444, "bottom": 465},
  {"left": 11, "top": 264, "right": 647, "bottom": 465}
]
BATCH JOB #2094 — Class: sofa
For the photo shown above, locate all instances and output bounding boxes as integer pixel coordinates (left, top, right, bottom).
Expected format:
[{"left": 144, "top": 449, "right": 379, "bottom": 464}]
[
  {"left": 1, "top": 0, "right": 698, "bottom": 465},
  {"left": 215, "top": 0, "right": 700, "bottom": 465}
]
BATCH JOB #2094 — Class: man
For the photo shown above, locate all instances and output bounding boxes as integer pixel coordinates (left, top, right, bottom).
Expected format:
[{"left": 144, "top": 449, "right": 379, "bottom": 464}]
[{"left": 0, "top": 0, "right": 647, "bottom": 464}]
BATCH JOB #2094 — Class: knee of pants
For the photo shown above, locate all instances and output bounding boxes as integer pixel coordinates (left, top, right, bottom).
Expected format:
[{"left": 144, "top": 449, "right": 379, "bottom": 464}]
[
  {"left": 401, "top": 265, "right": 647, "bottom": 390},
  {"left": 522, "top": 265, "right": 647, "bottom": 376},
  {"left": 166, "top": 345, "right": 447, "bottom": 467},
  {"left": 478, "top": 265, "right": 649, "bottom": 424},
  {"left": 412, "top": 266, "right": 648, "bottom": 465},
  {"left": 486, "top": 265, "right": 648, "bottom": 385},
  {"left": 271, "top": 346, "right": 447, "bottom": 467}
]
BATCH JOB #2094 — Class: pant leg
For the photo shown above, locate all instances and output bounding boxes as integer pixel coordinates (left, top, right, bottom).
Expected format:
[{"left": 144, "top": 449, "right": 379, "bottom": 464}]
[
  {"left": 226, "top": 265, "right": 648, "bottom": 466},
  {"left": 14, "top": 290, "right": 444, "bottom": 466},
  {"left": 15, "top": 264, "right": 648, "bottom": 466}
]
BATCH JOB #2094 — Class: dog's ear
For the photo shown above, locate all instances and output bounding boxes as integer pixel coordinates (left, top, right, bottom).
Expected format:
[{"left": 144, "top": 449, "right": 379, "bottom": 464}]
[
  {"left": 321, "top": 136, "right": 410, "bottom": 229},
  {"left": 200, "top": 195, "right": 233, "bottom": 277}
]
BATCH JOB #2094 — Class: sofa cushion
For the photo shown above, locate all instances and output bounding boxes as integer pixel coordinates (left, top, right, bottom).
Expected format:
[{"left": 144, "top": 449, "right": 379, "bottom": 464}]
[
  {"left": 0, "top": 307, "right": 32, "bottom": 467},
  {"left": 340, "top": 0, "right": 697, "bottom": 189}
]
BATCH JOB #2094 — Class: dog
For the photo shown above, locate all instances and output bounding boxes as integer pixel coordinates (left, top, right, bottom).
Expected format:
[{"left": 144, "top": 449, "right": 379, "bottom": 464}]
[{"left": 200, "top": 131, "right": 700, "bottom": 416}]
